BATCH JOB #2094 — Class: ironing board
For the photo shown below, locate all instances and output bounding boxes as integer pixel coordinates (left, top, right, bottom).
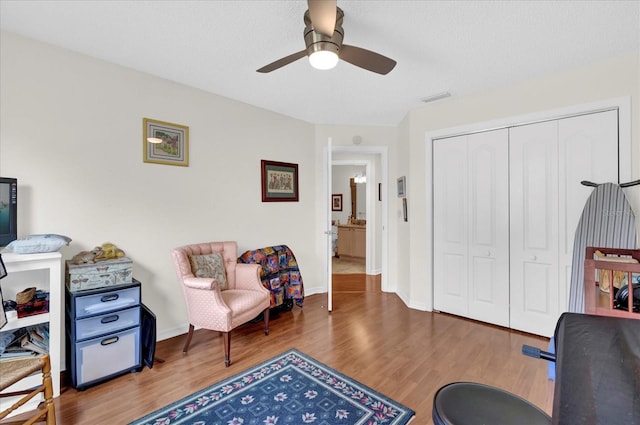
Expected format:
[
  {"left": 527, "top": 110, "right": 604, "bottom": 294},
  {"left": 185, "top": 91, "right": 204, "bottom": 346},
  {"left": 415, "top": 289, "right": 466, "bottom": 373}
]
[{"left": 567, "top": 182, "right": 638, "bottom": 313}]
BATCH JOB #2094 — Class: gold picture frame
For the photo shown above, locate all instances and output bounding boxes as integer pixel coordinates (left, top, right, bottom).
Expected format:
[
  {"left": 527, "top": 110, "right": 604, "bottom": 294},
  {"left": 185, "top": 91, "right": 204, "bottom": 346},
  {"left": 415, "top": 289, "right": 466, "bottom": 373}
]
[{"left": 143, "top": 118, "right": 189, "bottom": 166}]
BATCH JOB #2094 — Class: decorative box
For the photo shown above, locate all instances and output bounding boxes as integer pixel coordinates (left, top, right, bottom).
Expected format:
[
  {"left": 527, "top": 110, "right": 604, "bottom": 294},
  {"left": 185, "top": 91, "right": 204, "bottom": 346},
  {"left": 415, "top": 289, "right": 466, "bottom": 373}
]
[{"left": 65, "top": 257, "right": 133, "bottom": 292}]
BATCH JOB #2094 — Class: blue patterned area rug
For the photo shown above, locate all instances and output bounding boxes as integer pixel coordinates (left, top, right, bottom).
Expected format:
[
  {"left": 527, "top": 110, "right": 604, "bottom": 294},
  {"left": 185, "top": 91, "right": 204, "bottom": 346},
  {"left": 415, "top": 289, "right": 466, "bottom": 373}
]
[{"left": 129, "top": 349, "right": 415, "bottom": 425}]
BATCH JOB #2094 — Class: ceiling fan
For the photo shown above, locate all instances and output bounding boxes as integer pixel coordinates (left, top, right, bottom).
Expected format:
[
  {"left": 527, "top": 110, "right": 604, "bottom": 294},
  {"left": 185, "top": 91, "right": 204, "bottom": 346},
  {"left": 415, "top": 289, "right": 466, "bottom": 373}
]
[{"left": 256, "top": 0, "right": 396, "bottom": 75}]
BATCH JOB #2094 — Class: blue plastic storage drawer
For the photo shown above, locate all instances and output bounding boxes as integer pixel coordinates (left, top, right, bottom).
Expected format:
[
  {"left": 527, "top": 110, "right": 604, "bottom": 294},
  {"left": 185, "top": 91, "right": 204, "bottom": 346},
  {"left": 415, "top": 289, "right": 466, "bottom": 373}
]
[
  {"left": 74, "top": 306, "right": 140, "bottom": 341},
  {"left": 72, "top": 326, "right": 141, "bottom": 387},
  {"left": 71, "top": 285, "right": 140, "bottom": 319}
]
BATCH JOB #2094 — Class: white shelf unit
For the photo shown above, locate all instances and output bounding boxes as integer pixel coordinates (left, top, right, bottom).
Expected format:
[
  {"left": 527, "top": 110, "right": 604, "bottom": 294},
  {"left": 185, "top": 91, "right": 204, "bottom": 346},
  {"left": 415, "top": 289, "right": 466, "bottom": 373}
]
[{"left": 0, "top": 251, "right": 62, "bottom": 416}]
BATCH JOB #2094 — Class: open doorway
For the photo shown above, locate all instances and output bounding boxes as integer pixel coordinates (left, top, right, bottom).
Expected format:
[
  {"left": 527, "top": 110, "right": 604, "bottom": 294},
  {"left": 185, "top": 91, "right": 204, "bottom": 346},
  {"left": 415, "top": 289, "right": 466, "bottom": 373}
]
[
  {"left": 328, "top": 145, "right": 388, "bottom": 297},
  {"left": 331, "top": 163, "right": 367, "bottom": 275}
]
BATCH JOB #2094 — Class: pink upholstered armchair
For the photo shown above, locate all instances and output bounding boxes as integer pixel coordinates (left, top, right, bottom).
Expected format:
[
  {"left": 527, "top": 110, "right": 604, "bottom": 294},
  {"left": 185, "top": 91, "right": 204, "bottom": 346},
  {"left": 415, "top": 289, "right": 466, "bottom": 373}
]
[{"left": 171, "top": 241, "right": 270, "bottom": 367}]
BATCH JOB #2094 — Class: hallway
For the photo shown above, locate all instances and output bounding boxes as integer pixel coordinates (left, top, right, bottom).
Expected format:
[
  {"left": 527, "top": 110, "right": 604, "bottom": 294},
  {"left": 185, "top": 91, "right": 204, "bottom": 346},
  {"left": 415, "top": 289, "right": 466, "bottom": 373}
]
[
  {"left": 332, "top": 256, "right": 380, "bottom": 293},
  {"left": 332, "top": 256, "right": 365, "bottom": 274}
]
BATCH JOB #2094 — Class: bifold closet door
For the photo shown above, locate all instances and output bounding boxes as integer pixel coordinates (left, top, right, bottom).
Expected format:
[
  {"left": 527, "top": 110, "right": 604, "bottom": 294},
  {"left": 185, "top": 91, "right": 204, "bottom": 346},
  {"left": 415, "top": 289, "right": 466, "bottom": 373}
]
[
  {"left": 433, "top": 136, "right": 468, "bottom": 319},
  {"left": 433, "top": 130, "right": 510, "bottom": 327},
  {"left": 509, "top": 111, "right": 619, "bottom": 336},
  {"left": 557, "top": 110, "right": 619, "bottom": 310},
  {"left": 434, "top": 109, "right": 620, "bottom": 337},
  {"left": 509, "top": 121, "right": 560, "bottom": 336}
]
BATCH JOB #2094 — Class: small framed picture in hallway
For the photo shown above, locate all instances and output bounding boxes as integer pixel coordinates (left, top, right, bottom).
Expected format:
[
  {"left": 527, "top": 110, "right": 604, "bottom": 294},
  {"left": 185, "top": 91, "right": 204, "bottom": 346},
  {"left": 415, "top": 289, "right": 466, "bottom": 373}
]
[{"left": 332, "top": 194, "right": 343, "bottom": 211}]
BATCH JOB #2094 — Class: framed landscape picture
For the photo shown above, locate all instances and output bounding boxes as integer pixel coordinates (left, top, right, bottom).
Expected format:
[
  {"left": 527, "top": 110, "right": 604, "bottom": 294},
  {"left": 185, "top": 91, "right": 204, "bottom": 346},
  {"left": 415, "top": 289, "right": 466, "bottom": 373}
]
[
  {"left": 261, "top": 160, "right": 299, "bottom": 202},
  {"left": 143, "top": 118, "right": 189, "bottom": 166}
]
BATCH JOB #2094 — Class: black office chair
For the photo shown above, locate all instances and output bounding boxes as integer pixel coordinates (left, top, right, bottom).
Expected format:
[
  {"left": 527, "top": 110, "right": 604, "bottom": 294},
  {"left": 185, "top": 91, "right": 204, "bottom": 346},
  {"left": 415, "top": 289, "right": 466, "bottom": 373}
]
[{"left": 432, "top": 382, "right": 551, "bottom": 425}]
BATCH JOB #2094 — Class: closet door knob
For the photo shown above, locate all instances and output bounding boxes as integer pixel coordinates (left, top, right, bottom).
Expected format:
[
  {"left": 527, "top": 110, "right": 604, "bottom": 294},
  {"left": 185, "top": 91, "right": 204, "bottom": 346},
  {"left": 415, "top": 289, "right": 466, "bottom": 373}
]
[
  {"left": 530, "top": 255, "right": 537, "bottom": 261},
  {"left": 486, "top": 251, "right": 491, "bottom": 257}
]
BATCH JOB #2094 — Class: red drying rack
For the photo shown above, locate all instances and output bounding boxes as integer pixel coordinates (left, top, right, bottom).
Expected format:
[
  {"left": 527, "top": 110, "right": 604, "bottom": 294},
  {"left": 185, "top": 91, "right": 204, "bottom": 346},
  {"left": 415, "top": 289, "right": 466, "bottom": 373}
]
[{"left": 584, "top": 246, "right": 640, "bottom": 319}]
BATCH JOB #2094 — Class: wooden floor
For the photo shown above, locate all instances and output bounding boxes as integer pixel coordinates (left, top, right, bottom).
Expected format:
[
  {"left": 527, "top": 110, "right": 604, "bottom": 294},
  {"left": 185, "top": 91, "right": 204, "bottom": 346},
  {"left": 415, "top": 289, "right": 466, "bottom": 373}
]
[{"left": 9, "top": 274, "right": 554, "bottom": 424}]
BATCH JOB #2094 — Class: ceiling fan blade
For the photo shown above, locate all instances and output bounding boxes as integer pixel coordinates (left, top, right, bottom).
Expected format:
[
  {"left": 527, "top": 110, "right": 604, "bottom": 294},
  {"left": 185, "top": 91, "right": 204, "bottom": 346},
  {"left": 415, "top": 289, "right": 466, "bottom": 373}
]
[
  {"left": 308, "top": 0, "right": 337, "bottom": 37},
  {"left": 340, "top": 44, "right": 397, "bottom": 75},
  {"left": 256, "top": 50, "right": 308, "bottom": 73}
]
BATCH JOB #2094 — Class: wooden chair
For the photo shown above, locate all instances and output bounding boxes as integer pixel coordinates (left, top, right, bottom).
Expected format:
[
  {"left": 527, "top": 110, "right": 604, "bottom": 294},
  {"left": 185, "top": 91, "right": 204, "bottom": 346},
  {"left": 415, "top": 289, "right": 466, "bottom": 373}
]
[{"left": 0, "top": 354, "right": 56, "bottom": 425}]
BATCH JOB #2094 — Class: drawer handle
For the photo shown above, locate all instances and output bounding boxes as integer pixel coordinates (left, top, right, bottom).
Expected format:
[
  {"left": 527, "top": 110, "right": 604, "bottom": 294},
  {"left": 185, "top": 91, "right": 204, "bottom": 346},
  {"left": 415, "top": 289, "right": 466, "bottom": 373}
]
[
  {"left": 101, "top": 294, "right": 119, "bottom": 302},
  {"left": 101, "top": 336, "right": 119, "bottom": 346},
  {"left": 101, "top": 315, "right": 119, "bottom": 324}
]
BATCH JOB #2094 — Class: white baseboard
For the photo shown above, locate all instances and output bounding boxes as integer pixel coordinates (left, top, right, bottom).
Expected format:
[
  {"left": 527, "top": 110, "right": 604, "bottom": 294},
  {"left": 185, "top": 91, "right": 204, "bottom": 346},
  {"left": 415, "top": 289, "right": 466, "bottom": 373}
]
[{"left": 158, "top": 324, "right": 189, "bottom": 342}]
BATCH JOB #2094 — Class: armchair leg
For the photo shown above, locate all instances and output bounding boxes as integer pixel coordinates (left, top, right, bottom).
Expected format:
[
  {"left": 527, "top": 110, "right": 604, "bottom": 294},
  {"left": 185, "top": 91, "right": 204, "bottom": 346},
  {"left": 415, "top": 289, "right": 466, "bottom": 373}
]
[
  {"left": 223, "top": 332, "right": 231, "bottom": 367},
  {"left": 183, "top": 324, "right": 194, "bottom": 353},
  {"left": 263, "top": 307, "right": 270, "bottom": 336}
]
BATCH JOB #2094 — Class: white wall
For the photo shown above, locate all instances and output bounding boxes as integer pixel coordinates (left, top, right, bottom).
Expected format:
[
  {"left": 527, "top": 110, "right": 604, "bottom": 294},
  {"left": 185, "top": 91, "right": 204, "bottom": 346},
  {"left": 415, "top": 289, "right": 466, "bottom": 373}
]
[
  {"left": 0, "top": 31, "right": 323, "bottom": 339},
  {"left": 399, "top": 52, "right": 640, "bottom": 312},
  {"left": 356, "top": 182, "right": 366, "bottom": 220}
]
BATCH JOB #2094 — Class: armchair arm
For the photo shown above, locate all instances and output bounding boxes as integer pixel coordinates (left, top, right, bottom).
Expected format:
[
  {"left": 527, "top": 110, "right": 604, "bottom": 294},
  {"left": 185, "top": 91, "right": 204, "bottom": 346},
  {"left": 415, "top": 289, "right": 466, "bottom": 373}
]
[
  {"left": 183, "top": 277, "right": 221, "bottom": 291},
  {"left": 235, "top": 263, "right": 269, "bottom": 294}
]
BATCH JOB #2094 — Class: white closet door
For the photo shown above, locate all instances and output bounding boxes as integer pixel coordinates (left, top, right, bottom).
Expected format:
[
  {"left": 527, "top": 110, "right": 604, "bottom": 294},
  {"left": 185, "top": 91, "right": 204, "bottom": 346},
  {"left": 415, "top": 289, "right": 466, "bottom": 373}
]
[
  {"left": 509, "top": 121, "right": 559, "bottom": 336},
  {"left": 467, "top": 130, "right": 510, "bottom": 326},
  {"left": 557, "top": 110, "right": 619, "bottom": 310},
  {"left": 434, "top": 135, "right": 469, "bottom": 317},
  {"left": 434, "top": 130, "right": 509, "bottom": 327}
]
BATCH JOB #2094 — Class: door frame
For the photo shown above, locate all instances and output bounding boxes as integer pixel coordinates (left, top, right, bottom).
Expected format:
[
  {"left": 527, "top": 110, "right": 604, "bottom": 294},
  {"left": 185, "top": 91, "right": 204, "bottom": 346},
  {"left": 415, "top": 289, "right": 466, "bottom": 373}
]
[{"left": 327, "top": 145, "right": 389, "bottom": 292}]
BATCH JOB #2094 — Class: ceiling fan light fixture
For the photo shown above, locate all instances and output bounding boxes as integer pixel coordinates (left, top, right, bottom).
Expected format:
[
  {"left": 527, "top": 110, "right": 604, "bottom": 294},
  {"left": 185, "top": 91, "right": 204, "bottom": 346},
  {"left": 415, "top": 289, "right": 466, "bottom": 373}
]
[
  {"left": 308, "top": 50, "right": 339, "bottom": 70},
  {"left": 256, "top": 2, "right": 395, "bottom": 75}
]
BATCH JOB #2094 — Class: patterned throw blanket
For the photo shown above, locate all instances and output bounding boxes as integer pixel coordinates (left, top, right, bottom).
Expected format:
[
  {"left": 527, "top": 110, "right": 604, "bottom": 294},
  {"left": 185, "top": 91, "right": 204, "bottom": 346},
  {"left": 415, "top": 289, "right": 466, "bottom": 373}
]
[{"left": 237, "top": 245, "right": 304, "bottom": 309}]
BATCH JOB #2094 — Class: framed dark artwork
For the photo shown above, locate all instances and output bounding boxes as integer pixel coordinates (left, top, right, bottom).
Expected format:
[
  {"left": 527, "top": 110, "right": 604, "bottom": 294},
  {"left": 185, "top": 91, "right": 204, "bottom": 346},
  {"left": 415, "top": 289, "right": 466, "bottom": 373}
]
[
  {"left": 261, "top": 160, "right": 299, "bottom": 202},
  {"left": 332, "top": 194, "right": 343, "bottom": 211},
  {"left": 143, "top": 118, "right": 189, "bottom": 166},
  {"left": 397, "top": 176, "right": 406, "bottom": 198}
]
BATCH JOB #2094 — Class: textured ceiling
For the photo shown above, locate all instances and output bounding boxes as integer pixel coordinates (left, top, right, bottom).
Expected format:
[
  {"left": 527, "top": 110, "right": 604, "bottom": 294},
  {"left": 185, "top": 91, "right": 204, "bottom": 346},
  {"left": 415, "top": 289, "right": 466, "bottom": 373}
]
[{"left": 1, "top": 0, "right": 639, "bottom": 126}]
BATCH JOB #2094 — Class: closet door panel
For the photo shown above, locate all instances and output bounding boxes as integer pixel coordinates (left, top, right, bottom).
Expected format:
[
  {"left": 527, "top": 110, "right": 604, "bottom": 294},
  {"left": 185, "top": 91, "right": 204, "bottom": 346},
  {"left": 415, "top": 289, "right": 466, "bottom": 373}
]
[
  {"left": 558, "top": 110, "right": 619, "bottom": 309},
  {"left": 467, "top": 130, "right": 509, "bottom": 327},
  {"left": 433, "top": 136, "right": 469, "bottom": 316},
  {"left": 443, "top": 254, "right": 466, "bottom": 301},
  {"left": 522, "top": 262, "right": 554, "bottom": 313},
  {"left": 510, "top": 121, "right": 559, "bottom": 336}
]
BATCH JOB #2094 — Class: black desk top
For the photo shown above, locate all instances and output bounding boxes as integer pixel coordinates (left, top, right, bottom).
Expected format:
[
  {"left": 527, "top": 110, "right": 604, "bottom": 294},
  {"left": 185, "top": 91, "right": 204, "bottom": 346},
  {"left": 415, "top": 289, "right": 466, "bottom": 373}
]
[{"left": 553, "top": 313, "right": 640, "bottom": 425}]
